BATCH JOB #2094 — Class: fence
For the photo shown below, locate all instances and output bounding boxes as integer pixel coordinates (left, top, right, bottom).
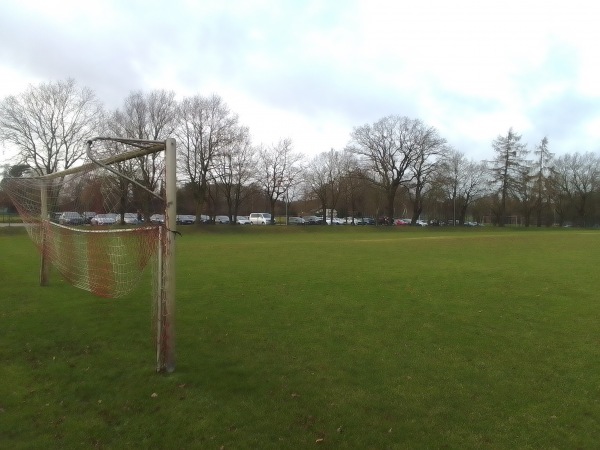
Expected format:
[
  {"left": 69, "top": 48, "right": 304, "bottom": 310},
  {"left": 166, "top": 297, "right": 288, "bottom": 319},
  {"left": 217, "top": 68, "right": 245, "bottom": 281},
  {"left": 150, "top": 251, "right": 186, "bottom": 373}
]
[{"left": 0, "top": 211, "right": 20, "bottom": 224}]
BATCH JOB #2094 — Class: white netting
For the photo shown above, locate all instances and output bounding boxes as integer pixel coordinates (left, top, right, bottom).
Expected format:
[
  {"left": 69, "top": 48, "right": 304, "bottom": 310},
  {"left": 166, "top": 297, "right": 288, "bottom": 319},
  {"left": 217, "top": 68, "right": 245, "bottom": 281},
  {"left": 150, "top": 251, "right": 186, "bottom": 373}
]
[{"left": 3, "top": 139, "right": 166, "bottom": 298}]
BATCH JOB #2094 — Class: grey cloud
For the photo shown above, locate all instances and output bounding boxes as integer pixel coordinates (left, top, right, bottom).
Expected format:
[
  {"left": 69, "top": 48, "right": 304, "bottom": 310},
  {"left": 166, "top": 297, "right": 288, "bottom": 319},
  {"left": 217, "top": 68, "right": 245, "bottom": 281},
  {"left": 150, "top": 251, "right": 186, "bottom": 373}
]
[{"left": 2, "top": 1, "right": 598, "bottom": 160}]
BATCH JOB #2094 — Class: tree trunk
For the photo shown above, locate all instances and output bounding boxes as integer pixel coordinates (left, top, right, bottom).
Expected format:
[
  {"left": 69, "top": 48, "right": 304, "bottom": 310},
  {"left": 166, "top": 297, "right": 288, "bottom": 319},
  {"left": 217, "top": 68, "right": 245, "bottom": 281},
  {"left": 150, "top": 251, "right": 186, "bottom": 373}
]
[
  {"left": 386, "top": 187, "right": 397, "bottom": 225},
  {"left": 269, "top": 198, "right": 276, "bottom": 225},
  {"left": 194, "top": 180, "right": 208, "bottom": 225}
]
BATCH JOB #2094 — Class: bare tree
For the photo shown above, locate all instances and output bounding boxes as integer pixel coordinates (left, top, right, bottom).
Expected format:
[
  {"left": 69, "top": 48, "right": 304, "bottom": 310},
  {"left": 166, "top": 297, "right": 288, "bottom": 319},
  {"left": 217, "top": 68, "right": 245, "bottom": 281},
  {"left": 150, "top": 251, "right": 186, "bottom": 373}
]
[
  {"left": 283, "top": 177, "right": 304, "bottom": 219},
  {"left": 305, "top": 149, "right": 360, "bottom": 224},
  {"left": 514, "top": 163, "right": 536, "bottom": 227},
  {"left": 437, "top": 150, "right": 488, "bottom": 224},
  {"left": 213, "top": 126, "right": 256, "bottom": 222},
  {"left": 255, "top": 139, "right": 303, "bottom": 223},
  {"left": 439, "top": 149, "right": 462, "bottom": 224},
  {"left": 338, "top": 152, "right": 363, "bottom": 221},
  {"left": 406, "top": 131, "right": 447, "bottom": 224},
  {"left": 348, "top": 115, "right": 431, "bottom": 220},
  {"left": 104, "top": 115, "right": 139, "bottom": 217},
  {"left": 324, "top": 149, "right": 348, "bottom": 223},
  {"left": 305, "top": 152, "right": 330, "bottom": 224},
  {"left": 0, "top": 78, "right": 102, "bottom": 175},
  {"left": 551, "top": 152, "right": 599, "bottom": 227},
  {"left": 548, "top": 155, "right": 574, "bottom": 226},
  {"left": 176, "top": 94, "right": 240, "bottom": 224},
  {"left": 108, "top": 90, "right": 178, "bottom": 219},
  {"left": 458, "top": 160, "right": 488, "bottom": 224}
]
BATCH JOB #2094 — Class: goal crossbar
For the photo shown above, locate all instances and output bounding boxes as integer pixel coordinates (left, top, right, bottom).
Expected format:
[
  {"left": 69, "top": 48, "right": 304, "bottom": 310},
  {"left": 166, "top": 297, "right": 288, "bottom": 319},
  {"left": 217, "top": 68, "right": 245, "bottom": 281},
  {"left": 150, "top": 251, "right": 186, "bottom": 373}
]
[{"left": 38, "top": 138, "right": 165, "bottom": 180}]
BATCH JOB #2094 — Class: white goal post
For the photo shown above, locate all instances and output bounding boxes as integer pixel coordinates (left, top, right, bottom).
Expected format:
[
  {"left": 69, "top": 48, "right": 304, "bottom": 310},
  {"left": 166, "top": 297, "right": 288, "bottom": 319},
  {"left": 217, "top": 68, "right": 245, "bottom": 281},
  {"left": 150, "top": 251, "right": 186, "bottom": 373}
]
[{"left": 4, "top": 137, "right": 177, "bottom": 373}]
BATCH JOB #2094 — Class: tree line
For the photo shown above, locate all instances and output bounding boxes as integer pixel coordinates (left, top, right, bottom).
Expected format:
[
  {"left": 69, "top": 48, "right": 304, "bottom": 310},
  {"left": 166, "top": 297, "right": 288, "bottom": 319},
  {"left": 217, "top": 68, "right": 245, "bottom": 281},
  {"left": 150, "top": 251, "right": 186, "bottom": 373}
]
[{"left": 1, "top": 78, "right": 599, "bottom": 227}]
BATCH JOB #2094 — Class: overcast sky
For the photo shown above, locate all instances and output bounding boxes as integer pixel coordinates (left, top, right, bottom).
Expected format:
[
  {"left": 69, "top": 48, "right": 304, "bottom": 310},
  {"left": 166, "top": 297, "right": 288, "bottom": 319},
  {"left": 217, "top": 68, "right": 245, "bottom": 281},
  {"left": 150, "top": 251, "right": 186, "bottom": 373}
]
[{"left": 1, "top": 0, "right": 599, "bottom": 164}]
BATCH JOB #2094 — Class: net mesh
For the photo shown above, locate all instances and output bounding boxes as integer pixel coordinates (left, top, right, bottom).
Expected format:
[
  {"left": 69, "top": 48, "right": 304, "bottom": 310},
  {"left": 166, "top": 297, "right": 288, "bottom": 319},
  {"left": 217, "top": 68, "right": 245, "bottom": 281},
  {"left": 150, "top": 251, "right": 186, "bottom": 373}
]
[{"left": 3, "top": 139, "right": 166, "bottom": 298}]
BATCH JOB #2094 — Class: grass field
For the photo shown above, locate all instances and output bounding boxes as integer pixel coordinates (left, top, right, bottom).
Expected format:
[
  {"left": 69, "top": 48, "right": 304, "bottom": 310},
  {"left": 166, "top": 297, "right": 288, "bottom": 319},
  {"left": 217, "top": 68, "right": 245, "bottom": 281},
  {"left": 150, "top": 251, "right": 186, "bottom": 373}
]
[{"left": 1, "top": 225, "right": 599, "bottom": 449}]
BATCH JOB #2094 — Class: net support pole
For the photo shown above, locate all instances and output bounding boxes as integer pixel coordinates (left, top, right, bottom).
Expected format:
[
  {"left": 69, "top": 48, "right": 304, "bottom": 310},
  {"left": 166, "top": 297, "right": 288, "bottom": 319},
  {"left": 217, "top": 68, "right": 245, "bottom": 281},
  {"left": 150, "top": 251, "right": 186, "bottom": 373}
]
[
  {"left": 157, "top": 138, "right": 177, "bottom": 373},
  {"left": 40, "top": 181, "right": 50, "bottom": 286}
]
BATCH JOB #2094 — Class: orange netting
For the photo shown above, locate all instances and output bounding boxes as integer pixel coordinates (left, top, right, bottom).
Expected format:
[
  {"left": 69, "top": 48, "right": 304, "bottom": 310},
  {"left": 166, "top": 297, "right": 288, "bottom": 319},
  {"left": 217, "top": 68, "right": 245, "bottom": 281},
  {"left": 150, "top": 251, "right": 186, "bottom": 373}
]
[{"left": 3, "top": 144, "right": 165, "bottom": 299}]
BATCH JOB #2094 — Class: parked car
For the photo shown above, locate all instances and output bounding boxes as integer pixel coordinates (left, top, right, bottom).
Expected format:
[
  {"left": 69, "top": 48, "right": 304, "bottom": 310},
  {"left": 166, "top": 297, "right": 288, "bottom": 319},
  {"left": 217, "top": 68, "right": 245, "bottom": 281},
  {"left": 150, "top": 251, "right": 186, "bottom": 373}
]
[
  {"left": 91, "top": 213, "right": 118, "bottom": 226},
  {"left": 215, "top": 215, "right": 230, "bottom": 224},
  {"left": 288, "top": 216, "right": 305, "bottom": 225},
  {"left": 325, "top": 217, "right": 343, "bottom": 225},
  {"left": 249, "top": 212, "right": 272, "bottom": 225},
  {"left": 236, "top": 216, "right": 252, "bottom": 225},
  {"left": 123, "top": 212, "right": 141, "bottom": 225},
  {"left": 362, "top": 217, "right": 376, "bottom": 225},
  {"left": 394, "top": 218, "right": 409, "bottom": 226},
  {"left": 177, "top": 215, "right": 196, "bottom": 225},
  {"left": 303, "top": 215, "right": 323, "bottom": 225},
  {"left": 150, "top": 214, "right": 165, "bottom": 224},
  {"left": 59, "top": 211, "right": 85, "bottom": 226}
]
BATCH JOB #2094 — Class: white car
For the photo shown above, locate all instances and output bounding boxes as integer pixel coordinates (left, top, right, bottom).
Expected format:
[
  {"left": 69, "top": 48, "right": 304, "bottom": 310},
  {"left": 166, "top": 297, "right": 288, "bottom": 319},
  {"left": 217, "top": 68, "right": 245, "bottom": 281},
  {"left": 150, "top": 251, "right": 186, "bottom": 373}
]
[
  {"left": 236, "top": 216, "right": 251, "bottom": 225},
  {"left": 150, "top": 214, "right": 165, "bottom": 224},
  {"left": 91, "top": 213, "right": 118, "bottom": 225},
  {"left": 123, "top": 212, "right": 141, "bottom": 225},
  {"left": 177, "top": 215, "right": 196, "bottom": 225},
  {"left": 215, "top": 215, "right": 230, "bottom": 224},
  {"left": 249, "top": 212, "right": 272, "bottom": 225}
]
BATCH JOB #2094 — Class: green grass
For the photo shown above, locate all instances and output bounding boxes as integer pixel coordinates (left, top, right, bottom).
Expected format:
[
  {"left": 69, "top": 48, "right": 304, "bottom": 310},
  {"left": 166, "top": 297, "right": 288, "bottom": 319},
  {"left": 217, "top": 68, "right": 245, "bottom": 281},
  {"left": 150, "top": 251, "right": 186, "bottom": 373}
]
[{"left": 1, "top": 225, "right": 599, "bottom": 448}]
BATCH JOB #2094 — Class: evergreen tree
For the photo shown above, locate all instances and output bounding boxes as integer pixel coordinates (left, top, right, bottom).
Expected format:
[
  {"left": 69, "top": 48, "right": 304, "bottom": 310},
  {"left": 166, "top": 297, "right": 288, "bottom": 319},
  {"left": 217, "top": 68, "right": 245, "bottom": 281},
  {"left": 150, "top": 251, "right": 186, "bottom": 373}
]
[
  {"left": 533, "top": 136, "right": 554, "bottom": 227},
  {"left": 489, "top": 128, "right": 529, "bottom": 226}
]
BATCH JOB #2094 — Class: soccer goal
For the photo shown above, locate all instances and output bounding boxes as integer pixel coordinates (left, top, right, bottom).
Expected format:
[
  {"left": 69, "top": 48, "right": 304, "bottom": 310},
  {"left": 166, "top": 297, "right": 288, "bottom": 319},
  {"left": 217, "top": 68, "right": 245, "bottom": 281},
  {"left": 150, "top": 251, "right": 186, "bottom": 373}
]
[{"left": 3, "top": 137, "right": 177, "bottom": 373}]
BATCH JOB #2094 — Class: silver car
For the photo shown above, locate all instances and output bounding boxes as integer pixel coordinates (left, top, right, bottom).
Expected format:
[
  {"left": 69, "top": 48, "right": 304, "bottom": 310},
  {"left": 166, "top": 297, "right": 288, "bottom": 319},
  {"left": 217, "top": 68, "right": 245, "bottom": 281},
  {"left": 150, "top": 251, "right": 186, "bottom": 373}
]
[
  {"left": 59, "top": 212, "right": 84, "bottom": 225},
  {"left": 236, "top": 216, "right": 252, "bottom": 225},
  {"left": 249, "top": 212, "right": 272, "bottom": 225},
  {"left": 288, "top": 216, "right": 305, "bottom": 225}
]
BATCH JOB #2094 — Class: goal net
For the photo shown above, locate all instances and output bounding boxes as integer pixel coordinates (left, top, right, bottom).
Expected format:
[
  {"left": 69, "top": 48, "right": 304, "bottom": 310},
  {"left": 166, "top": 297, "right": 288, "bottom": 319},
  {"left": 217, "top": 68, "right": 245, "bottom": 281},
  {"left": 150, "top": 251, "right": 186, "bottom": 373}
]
[{"left": 3, "top": 137, "right": 177, "bottom": 372}]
